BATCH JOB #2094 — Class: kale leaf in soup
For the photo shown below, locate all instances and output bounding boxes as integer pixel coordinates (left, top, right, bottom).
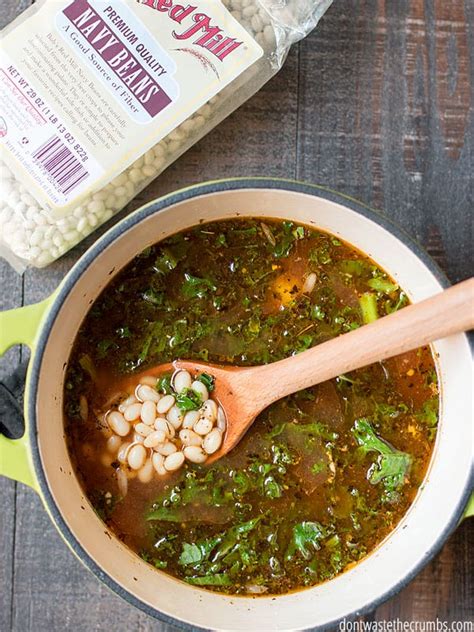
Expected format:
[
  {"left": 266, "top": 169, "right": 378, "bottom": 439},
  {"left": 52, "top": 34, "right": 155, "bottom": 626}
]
[{"left": 64, "top": 219, "right": 438, "bottom": 595}]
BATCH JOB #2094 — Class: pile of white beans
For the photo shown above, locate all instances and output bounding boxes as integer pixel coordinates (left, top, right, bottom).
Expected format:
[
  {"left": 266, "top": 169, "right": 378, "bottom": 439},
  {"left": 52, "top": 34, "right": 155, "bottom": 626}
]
[
  {"left": 102, "top": 370, "right": 226, "bottom": 497},
  {"left": 0, "top": 0, "right": 279, "bottom": 269}
]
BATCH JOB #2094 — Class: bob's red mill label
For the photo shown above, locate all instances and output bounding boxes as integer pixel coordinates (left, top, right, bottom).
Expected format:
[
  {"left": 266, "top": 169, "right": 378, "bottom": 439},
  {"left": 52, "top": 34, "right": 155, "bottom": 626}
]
[{"left": 0, "top": 0, "right": 262, "bottom": 214}]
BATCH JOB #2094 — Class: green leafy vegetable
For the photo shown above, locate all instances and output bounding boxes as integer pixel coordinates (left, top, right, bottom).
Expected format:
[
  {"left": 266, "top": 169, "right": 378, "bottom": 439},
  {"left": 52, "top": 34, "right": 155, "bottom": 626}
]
[
  {"left": 176, "top": 388, "right": 203, "bottom": 411},
  {"left": 263, "top": 475, "right": 282, "bottom": 499},
  {"left": 153, "top": 247, "right": 180, "bottom": 274},
  {"left": 90, "top": 490, "right": 121, "bottom": 521},
  {"left": 116, "top": 326, "right": 131, "bottom": 339},
  {"left": 78, "top": 354, "right": 96, "bottom": 380},
  {"left": 367, "top": 277, "right": 398, "bottom": 294},
  {"left": 309, "top": 244, "right": 332, "bottom": 265},
  {"left": 179, "top": 537, "right": 221, "bottom": 566},
  {"left": 142, "top": 288, "right": 164, "bottom": 306},
  {"left": 185, "top": 574, "right": 231, "bottom": 586},
  {"left": 311, "top": 305, "right": 325, "bottom": 321},
  {"left": 216, "top": 233, "right": 227, "bottom": 247},
  {"left": 146, "top": 507, "right": 184, "bottom": 522},
  {"left": 285, "top": 521, "right": 327, "bottom": 561},
  {"left": 311, "top": 462, "right": 325, "bottom": 475},
  {"left": 181, "top": 273, "right": 216, "bottom": 299},
  {"left": 417, "top": 398, "right": 438, "bottom": 428},
  {"left": 232, "top": 470, "right": 251, "bottom": 495},
  {"left": 157, "top": 374, "right": 173, "bottom": 394},
  {"left": 273, "top": 221, "right": 304, "bottom": 258},
  {"left": 386, "top": 291, "right": 408, "bottom": 313},
  {"left": 198, "top": 372, "right": 215, "bottom": 392},
  {"left": 154, "top": 559, "right": 167, "bottom": 569},
  {"left": 338, "top": 259, "right": 367, "bottom": 276},
  {"left": 97, "top": 339, "right": 116, "bottom": 359},
  {"left": 294, "top": 226, "right": 305, "bottom": 240},
  {"left": 352, "top": 418, "right": 412, "bottom": 500},
  {"left": 295, "top": 333, "right": 313, "bottom": 352},
  {"left": 416, "top": 398, "right": 439, "bottom": 439}
]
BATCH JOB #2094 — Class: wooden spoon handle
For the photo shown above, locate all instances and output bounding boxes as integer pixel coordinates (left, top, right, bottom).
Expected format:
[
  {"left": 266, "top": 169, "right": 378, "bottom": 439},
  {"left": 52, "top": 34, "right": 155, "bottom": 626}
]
[{"left": 251, "top": 278, "right": 474, "bottom": 406}]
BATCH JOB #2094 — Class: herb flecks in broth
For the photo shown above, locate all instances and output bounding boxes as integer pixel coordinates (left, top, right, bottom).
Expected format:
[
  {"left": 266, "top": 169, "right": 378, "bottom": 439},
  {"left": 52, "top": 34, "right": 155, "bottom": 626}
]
[{"left": 64, "top": 219, "right": 438, "bottom": 595}]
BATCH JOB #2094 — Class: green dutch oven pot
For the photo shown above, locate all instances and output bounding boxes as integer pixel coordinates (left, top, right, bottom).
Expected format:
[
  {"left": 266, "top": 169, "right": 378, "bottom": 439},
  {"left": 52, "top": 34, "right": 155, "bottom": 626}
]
[{"left": 0, "top": 179, "right": 472, "bottom": 632}]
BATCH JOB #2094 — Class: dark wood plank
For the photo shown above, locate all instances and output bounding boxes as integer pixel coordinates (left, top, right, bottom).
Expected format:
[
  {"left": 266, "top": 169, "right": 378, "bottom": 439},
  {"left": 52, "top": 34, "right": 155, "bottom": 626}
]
[
  {"left": 297, "top": 0, "right": 473, "bottom": 283},
  {"left": 0, "top": 0, "right": 30, "bottom": 29},
  {"left": 0, "top": 260, "right": 23, "bottom": 632}
]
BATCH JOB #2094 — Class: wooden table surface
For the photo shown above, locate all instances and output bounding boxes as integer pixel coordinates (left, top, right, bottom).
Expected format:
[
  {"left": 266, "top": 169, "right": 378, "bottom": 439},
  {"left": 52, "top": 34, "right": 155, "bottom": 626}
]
[{"left": 1, "top": 1, "right": 472, "bottom": 630}]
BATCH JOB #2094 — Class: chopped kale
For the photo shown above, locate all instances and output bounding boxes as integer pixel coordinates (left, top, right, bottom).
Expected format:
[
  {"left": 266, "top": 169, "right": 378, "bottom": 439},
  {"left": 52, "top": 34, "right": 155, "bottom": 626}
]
[
  {"left": 181, "top": 273, "right": 216, "bottom": 299},
  {"left": 197, "top": 372, "right": 215, "bottom": 391},
  {"left": 176, "top": 388, "right": 203, "bottom": 411},
  {"left": 352, "top": 418, "right": 412, "bottom": 501},
  {"left": 285, "top": 521, "right": 327, "bottom": 561}
]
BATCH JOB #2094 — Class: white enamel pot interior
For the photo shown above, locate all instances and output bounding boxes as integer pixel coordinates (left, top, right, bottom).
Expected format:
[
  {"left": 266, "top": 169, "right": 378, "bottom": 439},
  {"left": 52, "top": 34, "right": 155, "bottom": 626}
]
[{"left": 29, "top": 180, "right": 473, "bottom": 632}]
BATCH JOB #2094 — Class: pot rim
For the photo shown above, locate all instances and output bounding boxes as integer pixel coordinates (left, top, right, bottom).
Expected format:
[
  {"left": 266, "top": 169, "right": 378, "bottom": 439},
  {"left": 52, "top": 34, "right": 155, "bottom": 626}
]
[{"left": 26, "top": 178, "right": 473, "bottom": 631}]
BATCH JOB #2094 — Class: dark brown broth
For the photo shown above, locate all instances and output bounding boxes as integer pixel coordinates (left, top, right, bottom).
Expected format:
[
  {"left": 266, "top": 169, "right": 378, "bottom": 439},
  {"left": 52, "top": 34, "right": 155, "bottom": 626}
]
[{"left": 64, "top": 219, "right": 438, "bottom": 594}]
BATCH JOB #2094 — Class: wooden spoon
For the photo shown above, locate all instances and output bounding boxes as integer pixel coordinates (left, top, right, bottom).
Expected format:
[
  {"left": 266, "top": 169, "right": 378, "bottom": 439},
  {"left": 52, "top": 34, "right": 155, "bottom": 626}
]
[{"left": 156, "top": 278, "right": 474, "bottom": 462}]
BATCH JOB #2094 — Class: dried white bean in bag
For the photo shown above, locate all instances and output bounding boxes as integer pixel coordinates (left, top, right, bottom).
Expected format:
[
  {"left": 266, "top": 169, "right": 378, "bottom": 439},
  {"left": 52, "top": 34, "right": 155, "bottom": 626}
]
[{"left": 0, "top": 0, "right": 332, "bottom": 270}]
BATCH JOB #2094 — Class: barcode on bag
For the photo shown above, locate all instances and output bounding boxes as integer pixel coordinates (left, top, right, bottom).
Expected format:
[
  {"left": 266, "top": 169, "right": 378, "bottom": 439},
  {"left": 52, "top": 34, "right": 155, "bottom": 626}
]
[{"left": 32, "top": 136, "right": 89, "bottom": 195}]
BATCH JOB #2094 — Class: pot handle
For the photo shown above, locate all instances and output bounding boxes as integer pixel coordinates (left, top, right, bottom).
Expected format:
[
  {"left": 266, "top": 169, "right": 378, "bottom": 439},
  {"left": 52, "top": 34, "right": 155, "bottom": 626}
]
[
  {"left": 0, "top": 296, "right": 54, "bottom": 490},
  {"left": 463, "top": 494, "right": 474, "bottom": 520}
]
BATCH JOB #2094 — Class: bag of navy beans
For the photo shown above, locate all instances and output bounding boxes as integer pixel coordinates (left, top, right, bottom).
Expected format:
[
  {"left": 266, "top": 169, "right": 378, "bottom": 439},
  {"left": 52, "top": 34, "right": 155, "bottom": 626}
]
[{"left": 0, "top": 0, "right": 332, "bottom": 269}]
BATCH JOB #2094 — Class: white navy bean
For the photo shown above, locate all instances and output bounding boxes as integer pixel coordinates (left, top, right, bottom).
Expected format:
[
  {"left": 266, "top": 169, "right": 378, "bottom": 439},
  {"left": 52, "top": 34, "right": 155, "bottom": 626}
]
[
  {"left": 118, "top": 394, "right": 138, "bottom": 413},
  {"left": 123, "top": 402, "right": 142, "bottom": 422},
  {"left": 136, "top": 384, "right": 160, "bottom": 403},
  {"left": 173, "top": 370, "right": 192, "bottom": 393},
  {"left": 182, "top": 410, "right": 200, "bottom": 429},
  {"left": 217, "top": 406, "right": 227, "bottom": 432},
  {"left": 157, "top": 394, "right": 175, "bottom": 414},
  {"left": 155, "top": 441, "right": 177, "bottom": 456},
  {"left": 166, "top": 404, "right": 184, "bottom": 429},
  {"left": 144, "top": 429, "right": 167, "bottom": 448},
  {"left": 200, "top": 399, "right": 217, "bottom": 421},
  {"left": 302, "top": 272, "right": 317, "bottom": 294},
  {"left": 137, "top": 457, "right": 154, "bottom": 483},
  {"left": 107, "top": 411, "right": 130, "bottom": 436},
  {"left": 117, "top": 441, "right": 132, "bottom": 464},
  {"left": 152, "top": 452, "right": 167, "bottom": 476},
  {"left": 194, "top": 417, "right": 213, "bottom": 436},
  {"left": 179, "top": 429, "right": 203, "bottom": 447},
  {"left": 191, "top": 380, "right": 209, "bottom": 401},
  {"left": 140, "top": 400, "right": 157, "bottom": 425},
  {"left": 134, "top": 422, "right": 153, "bottom": 437},
  {"left": 133, "top": 433, "right": 145, "bottom": 444},
  {"left": 183, "top": 446, "right": 207, "bottom": 464},
  {"left": 116, "top": 468, "right": 128, "bottom": 497},
  {"left": 203, "top": 429, "right": 223, "bottom": 455},
  {"left": 106, "top": 435, "right": 122, "bottom": 453},
  {"left": 79, "top": 395, "right": 88, "bottom": 422},
  {"left": 154, "top": 418, "right": 175, "bottom": 438},
  {"left": 127, "top": 443, "right": 146, "bottom": 470},
  {"left": 164, "top": 451, "right": 185, "bottom": 472}
]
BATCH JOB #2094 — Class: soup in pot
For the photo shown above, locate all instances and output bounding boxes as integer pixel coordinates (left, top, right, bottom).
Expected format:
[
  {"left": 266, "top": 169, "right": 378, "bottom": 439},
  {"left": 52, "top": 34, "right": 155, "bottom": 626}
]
[{"left": 63, "top": 219, "right": 438, "bottom": 595}]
